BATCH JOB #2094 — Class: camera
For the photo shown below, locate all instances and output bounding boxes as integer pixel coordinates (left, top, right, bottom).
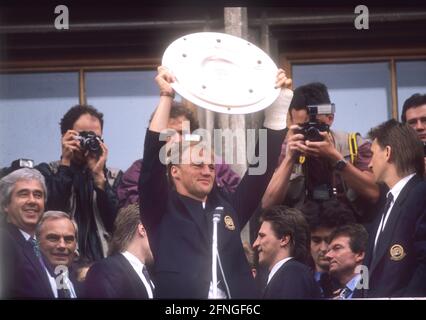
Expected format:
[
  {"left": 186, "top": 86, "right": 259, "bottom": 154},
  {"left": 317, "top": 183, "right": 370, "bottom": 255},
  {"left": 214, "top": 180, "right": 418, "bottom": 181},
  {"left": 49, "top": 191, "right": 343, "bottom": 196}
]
[
  {"left": 297, "top": 105, "right": 333, "bottom": 142},
  {"left": 76, "top": 131, "right": 103, "bottom": 157}
]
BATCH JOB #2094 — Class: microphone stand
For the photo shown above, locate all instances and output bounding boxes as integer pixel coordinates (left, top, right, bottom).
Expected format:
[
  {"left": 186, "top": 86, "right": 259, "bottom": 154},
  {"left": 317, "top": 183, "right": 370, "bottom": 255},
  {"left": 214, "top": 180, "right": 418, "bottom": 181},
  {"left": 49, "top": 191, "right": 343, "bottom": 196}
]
[{"left": 211, "top": 206, "right": 223, "bottom": 299}]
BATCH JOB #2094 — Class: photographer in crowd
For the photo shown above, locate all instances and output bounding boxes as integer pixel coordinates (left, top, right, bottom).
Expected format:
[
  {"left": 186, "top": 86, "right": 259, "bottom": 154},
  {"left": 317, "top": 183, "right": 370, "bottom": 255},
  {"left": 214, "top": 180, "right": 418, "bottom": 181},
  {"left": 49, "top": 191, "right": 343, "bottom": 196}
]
[
  {"left": 262, "top": 82, "right": 379, "bottom": 222},
  {"left": 36, "top": 105, "right": 121, "bottom": 264}
]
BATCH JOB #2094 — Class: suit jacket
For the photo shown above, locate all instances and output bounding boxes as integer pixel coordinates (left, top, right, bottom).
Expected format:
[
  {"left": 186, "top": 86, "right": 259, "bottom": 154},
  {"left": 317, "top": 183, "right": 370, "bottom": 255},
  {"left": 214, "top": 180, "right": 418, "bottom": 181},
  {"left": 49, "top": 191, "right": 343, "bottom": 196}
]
[
  {"left": 364, "top": 175, "right": 426, "bottom": 297},
  {"left": 263, "top": 259, "right": 321, "bottom": 299},
  {"left": 0, "top": 223, "right": 54, "bottom": 299},
  {"left": 139, "top": 129, "right": 284, "bottom": 299},
  {"left": 84, "top": 253, "right": 150, "bottom": 299}
]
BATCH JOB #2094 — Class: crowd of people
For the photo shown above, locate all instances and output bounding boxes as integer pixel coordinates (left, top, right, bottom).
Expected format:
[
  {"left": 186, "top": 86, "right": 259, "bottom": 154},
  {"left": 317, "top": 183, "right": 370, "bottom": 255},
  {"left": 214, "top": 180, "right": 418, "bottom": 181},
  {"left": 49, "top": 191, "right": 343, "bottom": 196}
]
[{"left": 0, "top": 65, "right": 425, "bottom": 299}]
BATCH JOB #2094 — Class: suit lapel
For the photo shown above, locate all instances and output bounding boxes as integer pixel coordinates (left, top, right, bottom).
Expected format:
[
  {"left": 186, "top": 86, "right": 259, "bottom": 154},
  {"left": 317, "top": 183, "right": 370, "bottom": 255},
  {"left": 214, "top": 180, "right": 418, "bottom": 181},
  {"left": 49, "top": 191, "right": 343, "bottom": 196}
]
[
  {"left": 115, "top": 254, "right": 149, "bottom": 298},
  {"left": 370, "top": 175, "right": 420, "bottom": 274},
  {"left": 6, "top": 224, "right": 54, "bottom": 297}
]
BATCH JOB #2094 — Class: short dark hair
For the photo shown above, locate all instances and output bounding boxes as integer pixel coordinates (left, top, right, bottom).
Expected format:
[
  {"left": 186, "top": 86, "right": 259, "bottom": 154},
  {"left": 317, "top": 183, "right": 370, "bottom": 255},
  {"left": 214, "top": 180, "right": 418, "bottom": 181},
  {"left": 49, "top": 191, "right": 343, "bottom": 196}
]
[
  {"left": 368, "top": 119, "right": 424, "bottom": 177},
  {"left": 401, "top": 93, "right": 426, "bottom": 123},
  {"left": 149, "top": 101, "right": 199, "bottom": 132},
  {"left": 301, "top": 199, "right": 356, "bottom": 232},
  {"left": 329, "top": 223, "right": 368, "bottom": 254},
  {"left": 260, "top": 205, "right": 310, "bottom": 263},
  {"left": 60, "top": 104, "right": 104, "bottom": 135},
  {"left": 289, "top": 82, "right": 331, "bottom": 114}
]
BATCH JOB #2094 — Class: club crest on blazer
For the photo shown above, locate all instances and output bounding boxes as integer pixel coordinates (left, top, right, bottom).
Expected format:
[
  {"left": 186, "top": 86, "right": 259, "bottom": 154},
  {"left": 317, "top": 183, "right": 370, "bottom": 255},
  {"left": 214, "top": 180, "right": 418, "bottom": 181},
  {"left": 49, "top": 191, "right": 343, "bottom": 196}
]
[
  {"left": 224, "top": 215, "right": 235, "bottom": 231},
  {"left": 389, "top": 244, "right": 406, "bottom": 261}
]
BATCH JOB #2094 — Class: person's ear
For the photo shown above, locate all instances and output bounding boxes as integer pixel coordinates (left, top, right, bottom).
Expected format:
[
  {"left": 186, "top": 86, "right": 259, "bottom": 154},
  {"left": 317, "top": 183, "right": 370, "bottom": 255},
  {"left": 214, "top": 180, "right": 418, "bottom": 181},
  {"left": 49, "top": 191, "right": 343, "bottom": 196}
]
[
  {"left": 385, "top": 146, "right": 392, "bottom": 162},
  {"left": 280, "top": 235, "right": 290, "bottom": 247},
  {"left": 355, "top": 251, "right": 365, "bottom": 264},
  {"left": 170, "top": 165, "right": 180, "bottom": 180},
  {"left": 137, "top": 223, "right": 147, "bottom": 238}
]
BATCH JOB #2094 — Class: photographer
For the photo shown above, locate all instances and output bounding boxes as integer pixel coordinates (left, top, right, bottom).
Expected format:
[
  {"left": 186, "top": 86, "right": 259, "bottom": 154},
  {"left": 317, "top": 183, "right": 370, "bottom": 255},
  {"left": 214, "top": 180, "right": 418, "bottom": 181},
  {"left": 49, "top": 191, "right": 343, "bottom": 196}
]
[
  {"left": 262, "top": 83, "right": 379, "bottom": 222},
  {"left": 36, "top": 105, "right": 121, "bottom": 263}
]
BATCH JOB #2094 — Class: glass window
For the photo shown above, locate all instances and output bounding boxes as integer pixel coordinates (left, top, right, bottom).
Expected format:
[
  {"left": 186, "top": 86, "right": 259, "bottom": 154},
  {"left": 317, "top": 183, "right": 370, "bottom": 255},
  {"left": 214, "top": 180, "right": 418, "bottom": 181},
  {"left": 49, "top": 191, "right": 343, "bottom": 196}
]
[
  {"left": 0, "top": 72, "right": 79, "bottom": 167},
  {"left": 85, "top": 70, "right": 159, "bottom": 171},
  {"left": 396, "top": 60, "right": 426, "bottom": 120},
  {"left": 292, "top": 62, "right": 392, "bottom": 137}
]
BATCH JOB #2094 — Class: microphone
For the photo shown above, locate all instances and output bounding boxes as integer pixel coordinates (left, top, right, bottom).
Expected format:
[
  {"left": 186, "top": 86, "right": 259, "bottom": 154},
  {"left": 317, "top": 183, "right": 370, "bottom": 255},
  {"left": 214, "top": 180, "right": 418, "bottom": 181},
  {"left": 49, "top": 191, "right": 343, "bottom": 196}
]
[
  {"left": 211, "top": 206, "right": 224, "bottom": 299},
  {"left": 212, "top": 206, "right": 223, "bottom": 223}
]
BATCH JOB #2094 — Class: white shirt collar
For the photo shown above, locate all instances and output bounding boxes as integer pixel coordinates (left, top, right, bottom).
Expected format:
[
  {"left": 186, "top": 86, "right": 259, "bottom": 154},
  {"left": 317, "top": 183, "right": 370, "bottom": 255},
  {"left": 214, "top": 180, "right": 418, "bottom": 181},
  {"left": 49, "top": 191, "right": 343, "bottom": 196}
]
[
  {"left": 121, "top": 251, "right": 154, "bottom": 298},
  {"left": 374, "top": 173, "right": 416, "bottom": 248},
  {"left": 346, "top": 274, "right": 362, "bottom": 292},
  {"left": 387, "top": 173, "right": 416, "bottom": 202},
  {"left": 267, "top": 257, "right": 293, "bottom": 284},
  {"left": 43, "top": 266, "right": 77, "bottom": 298},
  {"left": 19, "top": 229, "right": 31, "bottom": 241}
]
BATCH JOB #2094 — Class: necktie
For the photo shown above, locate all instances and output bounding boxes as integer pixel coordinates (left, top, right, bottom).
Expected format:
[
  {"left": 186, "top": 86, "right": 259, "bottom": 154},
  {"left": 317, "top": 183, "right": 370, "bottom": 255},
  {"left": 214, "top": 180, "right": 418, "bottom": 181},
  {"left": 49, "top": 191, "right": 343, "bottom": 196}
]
[
  {"left": 142, "top": 265, "right": 154, "bottom": 292},
  {"left": 374, "top": 192, "right": 394, "bottom": 252},
  {"left": 339, "top": 286, "right": 352, "bottom": 299},
  {"left": 28, "top": 236, "right": 41, "bottom": 257},
  {"left": 57, "top": 287, "right": 71, "bottom": 299}
]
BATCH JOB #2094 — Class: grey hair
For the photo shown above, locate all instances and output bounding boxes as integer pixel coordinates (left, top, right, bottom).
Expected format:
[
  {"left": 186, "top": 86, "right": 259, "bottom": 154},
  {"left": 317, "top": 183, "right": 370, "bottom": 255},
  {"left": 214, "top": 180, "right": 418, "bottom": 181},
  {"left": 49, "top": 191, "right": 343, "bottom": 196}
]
[
  {"left": 35, "top": 210, "right": 78, "bottom": 241},
  {"left": 0, "top": 168, "right": 47, "bottom": 216}
]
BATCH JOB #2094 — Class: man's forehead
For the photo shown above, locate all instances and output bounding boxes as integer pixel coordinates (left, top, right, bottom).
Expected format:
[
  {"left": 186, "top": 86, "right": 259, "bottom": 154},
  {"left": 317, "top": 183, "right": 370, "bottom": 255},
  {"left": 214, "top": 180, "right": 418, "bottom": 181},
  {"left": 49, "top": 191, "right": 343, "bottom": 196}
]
[
  {"left": 181, "top": 145, "right": 215, "bottom": 164},
  {"left": 406, "top": 104, "right": 426, "bottom": 119},
  {"left": 41, "top": 218, "right": 76, "bottom": 234},
  {"left": 13, "top": 179, "right": 43, "bottom": 191},
  {"left": 330, "top": 235, "right": 350, "bottom": 246}
]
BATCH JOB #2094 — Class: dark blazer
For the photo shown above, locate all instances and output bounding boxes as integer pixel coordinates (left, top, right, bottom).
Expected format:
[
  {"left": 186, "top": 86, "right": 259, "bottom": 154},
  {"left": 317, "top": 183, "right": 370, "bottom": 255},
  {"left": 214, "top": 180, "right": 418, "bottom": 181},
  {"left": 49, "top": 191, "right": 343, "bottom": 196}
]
[
  {"left": 0, "top": 223, "right": 54, "bottom": 299},
  {"left": 364, "top": 175, "right": 426, "bottom": 297},
  {"left": 139, "top": 129, "right": 284, "bottom": 299},
  {"left": 84, "top": 253, "right": 150, "bottom": 299},
  {"left": 263, "top": 259, "right": 321, "bottom": 299}
]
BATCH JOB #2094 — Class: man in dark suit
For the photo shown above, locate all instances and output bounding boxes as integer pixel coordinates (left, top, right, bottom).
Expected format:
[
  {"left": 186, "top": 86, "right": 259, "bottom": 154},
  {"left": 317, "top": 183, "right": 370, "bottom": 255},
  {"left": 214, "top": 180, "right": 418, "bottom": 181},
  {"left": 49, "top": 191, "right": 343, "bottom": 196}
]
[
  {"left": 84, "top": 203, "right": 154, "bottom": 299},
  {"left": 0, "top": 168, "right": 53, "bottom": 298},
  {"left": 325, "top": 223, "right": 368, "bottom": 299},
  {"left": 138, "top": 66, "right": 291, "bottom": 299},
  {"left": 36, "top": 210, "right": 81, "bottom": 298},
  {"left": 253, "top": 205, "right": 320, "bottom": 299},
  {"left": 301, "top": 199, "right": 356, "bottom": 298},
  {"left": 365, "top": 119, "right": 426, "bottom": 297}
]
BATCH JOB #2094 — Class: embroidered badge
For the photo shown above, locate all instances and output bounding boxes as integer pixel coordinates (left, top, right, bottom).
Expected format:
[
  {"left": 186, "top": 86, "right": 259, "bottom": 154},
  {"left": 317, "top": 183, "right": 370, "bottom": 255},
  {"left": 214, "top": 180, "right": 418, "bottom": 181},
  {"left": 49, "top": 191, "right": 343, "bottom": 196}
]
[
  {"left": 390, "top": 244, "right": 406, "bottom": 261},
  {"left": 224, "top": 215, "right": 235, "bottom": 231}
]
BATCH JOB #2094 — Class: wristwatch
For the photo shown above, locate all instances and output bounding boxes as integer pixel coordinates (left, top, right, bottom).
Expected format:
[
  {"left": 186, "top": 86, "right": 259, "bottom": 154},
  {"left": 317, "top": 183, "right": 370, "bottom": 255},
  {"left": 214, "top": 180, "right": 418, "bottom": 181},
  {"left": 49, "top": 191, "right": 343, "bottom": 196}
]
[{"left": 334, "top": 159, "right": 348, "bottom": 172}]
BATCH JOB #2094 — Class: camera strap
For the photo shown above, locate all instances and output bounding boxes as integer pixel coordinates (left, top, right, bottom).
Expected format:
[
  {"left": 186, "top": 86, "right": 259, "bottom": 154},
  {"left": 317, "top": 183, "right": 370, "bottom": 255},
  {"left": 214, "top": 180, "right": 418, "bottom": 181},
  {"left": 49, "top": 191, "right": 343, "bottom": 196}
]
[{"left": 348, "top": 133, "right": 359, "bottom": 164}]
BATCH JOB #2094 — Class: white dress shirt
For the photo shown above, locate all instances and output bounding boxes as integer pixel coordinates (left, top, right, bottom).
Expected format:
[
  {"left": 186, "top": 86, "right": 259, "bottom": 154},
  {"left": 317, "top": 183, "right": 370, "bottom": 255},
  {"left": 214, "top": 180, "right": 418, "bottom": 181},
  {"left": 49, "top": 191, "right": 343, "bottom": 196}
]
[
  {"left": 19, "top": 229, "right": 31, "bottom": 241},
  {"left": 43, "top": 266, "right": 77, "bottom": 298},
  {"left": 374, "top": 173, "right": 415, "bottom": 248},
  {"left": 267, "top": 257, "right": 293, "bottom": 285},
  {"left": 121, "top": 251, "right": 154, "bottom": 299}
]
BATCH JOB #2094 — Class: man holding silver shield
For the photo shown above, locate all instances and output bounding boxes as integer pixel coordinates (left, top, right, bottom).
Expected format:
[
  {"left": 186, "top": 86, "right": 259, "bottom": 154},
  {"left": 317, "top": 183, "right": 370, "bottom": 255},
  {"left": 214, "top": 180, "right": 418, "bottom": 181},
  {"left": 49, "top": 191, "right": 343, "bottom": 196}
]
[{"left": 138, "top": 65, "right": 291, "bottom": 299}]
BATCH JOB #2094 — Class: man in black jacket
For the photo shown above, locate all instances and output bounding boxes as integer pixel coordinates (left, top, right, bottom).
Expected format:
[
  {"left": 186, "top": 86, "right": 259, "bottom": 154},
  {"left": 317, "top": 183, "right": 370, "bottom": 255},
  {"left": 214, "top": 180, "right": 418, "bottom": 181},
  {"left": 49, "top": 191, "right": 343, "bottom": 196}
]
[
  {"left": 36, "top": 105, "right": 121, "bottom": 263},
  {"left": 253, "top": 205, "right": 321, "bottom": 299},
  {"left": 365, "top": 119, "right": 426, "bottom": 297},
  {"left": 138, "top": 66, "right": 291, "bottom": 299},
  {"left": 85, "top": 203, "right": 154, "bottom": 299}
]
